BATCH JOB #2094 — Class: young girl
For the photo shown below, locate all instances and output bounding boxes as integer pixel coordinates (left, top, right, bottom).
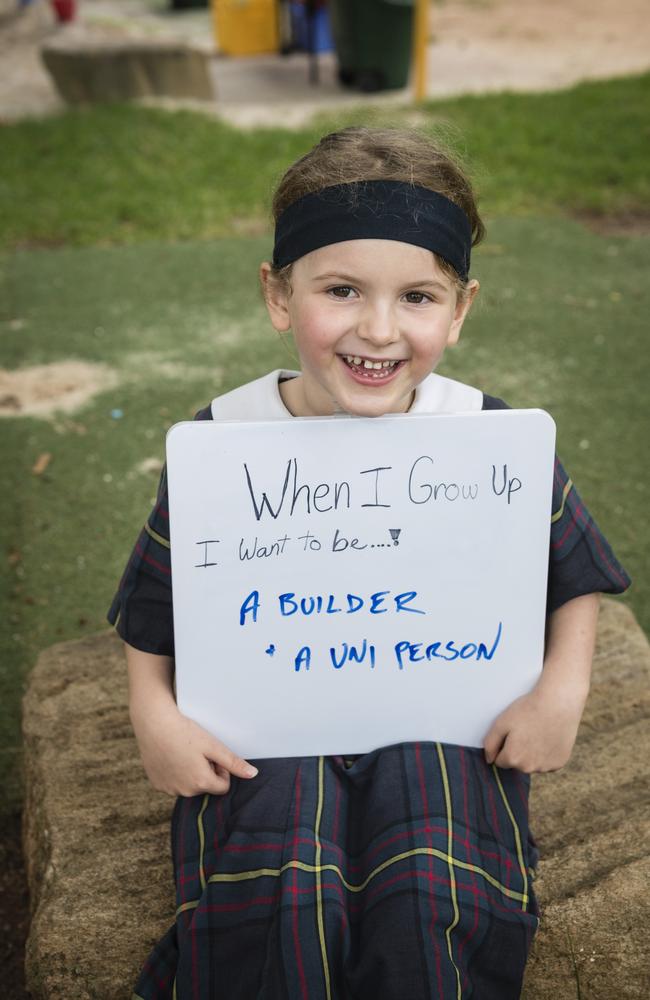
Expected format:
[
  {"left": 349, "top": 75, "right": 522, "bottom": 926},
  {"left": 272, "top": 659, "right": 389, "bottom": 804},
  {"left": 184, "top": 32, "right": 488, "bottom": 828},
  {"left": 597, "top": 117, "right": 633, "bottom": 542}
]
[{"left": 109, "top": 127, "right": 630, "bottom": 1000}]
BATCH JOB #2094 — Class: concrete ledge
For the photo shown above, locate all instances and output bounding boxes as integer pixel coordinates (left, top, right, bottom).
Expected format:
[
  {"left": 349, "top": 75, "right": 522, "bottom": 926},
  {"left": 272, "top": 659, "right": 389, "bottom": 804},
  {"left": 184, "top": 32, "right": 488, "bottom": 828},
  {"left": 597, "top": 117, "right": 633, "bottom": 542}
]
[
  {"left": 41, "top": 34, "right": 214, "bottom": 103},
  {"left": 23, "top": 599, "right": 650, "bottom": 998}
]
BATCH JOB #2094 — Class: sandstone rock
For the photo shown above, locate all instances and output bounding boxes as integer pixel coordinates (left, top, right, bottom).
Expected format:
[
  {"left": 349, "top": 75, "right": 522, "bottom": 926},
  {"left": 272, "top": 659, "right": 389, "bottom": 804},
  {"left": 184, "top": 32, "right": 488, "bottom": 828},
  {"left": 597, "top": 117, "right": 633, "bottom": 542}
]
[
  {"left": 23, "top": 631, "right": 175, "bottom": 1000},
  {"left": 23, "top": 599, "right": 650, "bottom": 998},
  {"left": 522, "top": 599, "right": 650, "bottom": 1000},
  {"left": 41, "top": 32, "right": 214, "bottom": 104}
]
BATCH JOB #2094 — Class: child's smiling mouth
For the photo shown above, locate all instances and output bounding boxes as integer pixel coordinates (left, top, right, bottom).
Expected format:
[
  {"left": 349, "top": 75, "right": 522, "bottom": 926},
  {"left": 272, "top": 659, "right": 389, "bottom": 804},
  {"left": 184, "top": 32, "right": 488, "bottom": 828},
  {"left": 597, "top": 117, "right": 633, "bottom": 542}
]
[{"left": 339, "top": 354, "right": 406, "bottom": 382}]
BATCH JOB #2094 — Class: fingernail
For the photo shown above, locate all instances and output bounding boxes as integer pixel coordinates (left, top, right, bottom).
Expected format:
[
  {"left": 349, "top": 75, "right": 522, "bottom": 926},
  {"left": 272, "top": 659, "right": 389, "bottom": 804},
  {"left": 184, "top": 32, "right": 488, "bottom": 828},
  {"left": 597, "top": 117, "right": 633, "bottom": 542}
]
[{"left": 245, "top": 765, "right": 258, "bottom": 778}]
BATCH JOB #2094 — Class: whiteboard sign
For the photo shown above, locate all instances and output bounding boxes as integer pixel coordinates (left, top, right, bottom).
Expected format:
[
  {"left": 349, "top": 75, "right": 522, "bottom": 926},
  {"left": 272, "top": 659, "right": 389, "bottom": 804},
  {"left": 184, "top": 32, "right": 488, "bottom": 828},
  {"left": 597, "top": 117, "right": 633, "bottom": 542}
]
[{"left": 166, "top": 410, "right": 555, "bottom": 757}]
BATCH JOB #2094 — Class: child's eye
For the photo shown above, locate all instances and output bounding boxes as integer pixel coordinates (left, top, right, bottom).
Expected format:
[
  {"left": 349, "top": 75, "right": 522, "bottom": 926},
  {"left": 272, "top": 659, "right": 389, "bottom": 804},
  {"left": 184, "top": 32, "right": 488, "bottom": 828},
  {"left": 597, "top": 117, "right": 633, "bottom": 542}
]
[
  {"left": 403, "top": 291, "right": 433, "bottom": 305},
  {"left": 327, "top": 286, "right": 357, "bottom": 299}
]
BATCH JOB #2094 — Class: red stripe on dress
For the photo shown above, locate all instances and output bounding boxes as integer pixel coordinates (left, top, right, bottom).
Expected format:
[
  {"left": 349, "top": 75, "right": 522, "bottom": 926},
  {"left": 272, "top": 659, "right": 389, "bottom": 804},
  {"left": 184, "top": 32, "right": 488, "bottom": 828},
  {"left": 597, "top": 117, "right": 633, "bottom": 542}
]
[
  {"left": 349, "top": 819, "right": 504, "bottom": 872},
  {"left": 414, "top": 743, "right": 444, "bottom": 996},
  {"left": 201, "top": 892, "right": 280, "bottom": 914},
  {"left": 214, "top": 795, "right": 224, "bottom": 855},
  {"left": 514, "top": 771, "right": 529, "bottom": 815},
  {"left": 552, "top": 503, "right": 628, "bottom": 589},
  {"left": 552, "top": 501, "right": 586, "bottom": 549},
  {"left": 220, "top": 822, "right": 504, "bottom": 874},
  {"left": 353, "top": 868, "right": 519, "bottom": 920},
  {"left": 332, "top": 774, "right": 342, "bottom": 844},
  {"left": 484, "top": 764, "right": 502, "bottom": 839},
  {"left": 291, "top": 763, "right": 309, "bottom": 1000},
  {"left": 135, "top": 540, "right": 171, "bottom": 576},
  {"left": 587, "top": 519, "right": 629, "bottom": 588},
  {"left": 456, "top": 748, "right": 480, "bottom": 987},
  {"left": 287, "top": 880, "right": 345, "bottom": 902},
  {"left": 140, "top": 956, "right": 174, "bottom": 997},
  {"left": 329, "top": 775, "right": 347, "bottom": 949}
]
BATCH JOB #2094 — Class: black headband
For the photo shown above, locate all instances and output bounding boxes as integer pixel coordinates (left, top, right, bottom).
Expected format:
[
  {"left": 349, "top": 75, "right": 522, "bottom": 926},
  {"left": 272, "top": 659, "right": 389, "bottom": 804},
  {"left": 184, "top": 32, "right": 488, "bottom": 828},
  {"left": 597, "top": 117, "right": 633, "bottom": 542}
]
[{"left": 272, "top": 180, "right": 472, "bottom": 281}]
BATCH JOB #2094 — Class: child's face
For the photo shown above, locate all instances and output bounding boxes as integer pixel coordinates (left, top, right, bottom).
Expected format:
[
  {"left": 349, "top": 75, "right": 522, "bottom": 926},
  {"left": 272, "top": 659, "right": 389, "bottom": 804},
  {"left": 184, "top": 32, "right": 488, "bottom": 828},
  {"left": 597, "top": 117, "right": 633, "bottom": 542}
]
[{"left": 261, "top": 239, "right": 478, "bottom": 417}]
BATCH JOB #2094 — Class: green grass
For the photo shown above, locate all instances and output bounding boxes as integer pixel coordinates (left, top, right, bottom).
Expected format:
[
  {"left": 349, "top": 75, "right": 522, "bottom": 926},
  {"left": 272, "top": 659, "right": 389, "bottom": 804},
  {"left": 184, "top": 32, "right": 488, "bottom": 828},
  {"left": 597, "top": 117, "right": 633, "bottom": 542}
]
[
  {"left": 1, "top": 73, "right": 649, "bottom": 249},
  {"left": 1, "top": 76, "right": 649, "bottom": 821}
]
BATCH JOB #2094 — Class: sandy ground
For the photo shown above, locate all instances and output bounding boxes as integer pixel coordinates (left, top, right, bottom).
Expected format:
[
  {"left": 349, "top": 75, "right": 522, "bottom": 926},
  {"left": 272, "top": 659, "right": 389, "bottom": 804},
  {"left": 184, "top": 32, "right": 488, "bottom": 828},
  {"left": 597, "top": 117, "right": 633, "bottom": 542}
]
[
  {"left": 0, "top": 360, "right": 119, "bottom": 417},
  {"left": 1, "top": 0, "right": 649, "bottom": 126}
]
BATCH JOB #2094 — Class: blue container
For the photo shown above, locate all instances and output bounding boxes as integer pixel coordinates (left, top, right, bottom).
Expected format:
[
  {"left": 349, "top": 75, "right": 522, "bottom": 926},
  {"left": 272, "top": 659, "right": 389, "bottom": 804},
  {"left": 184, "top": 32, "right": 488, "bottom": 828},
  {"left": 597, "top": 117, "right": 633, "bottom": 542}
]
[{"left": 290, "top": 2, "right": 334, "bottom": 53}]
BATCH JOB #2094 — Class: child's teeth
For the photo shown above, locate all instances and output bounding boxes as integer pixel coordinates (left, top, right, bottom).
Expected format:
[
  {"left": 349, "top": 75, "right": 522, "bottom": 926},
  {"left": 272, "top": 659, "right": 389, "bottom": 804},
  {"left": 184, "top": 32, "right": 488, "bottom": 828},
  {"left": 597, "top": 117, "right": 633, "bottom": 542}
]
[{"left": 343, "top": 355, "right": 400, "bottom": 371}]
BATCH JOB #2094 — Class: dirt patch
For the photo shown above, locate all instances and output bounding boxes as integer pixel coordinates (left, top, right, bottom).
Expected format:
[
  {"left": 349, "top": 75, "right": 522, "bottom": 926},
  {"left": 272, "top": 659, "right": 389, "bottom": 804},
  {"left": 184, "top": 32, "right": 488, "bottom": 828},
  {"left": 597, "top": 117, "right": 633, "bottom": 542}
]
[
  {"left": 573, "top": 209, "right": 650, "bottom": 237},
  {"left": 0, "top": 361, "right": 119, "bottom": 418},
  {"left": 133, "top": 456, "right": 164, "bottom": 477}
]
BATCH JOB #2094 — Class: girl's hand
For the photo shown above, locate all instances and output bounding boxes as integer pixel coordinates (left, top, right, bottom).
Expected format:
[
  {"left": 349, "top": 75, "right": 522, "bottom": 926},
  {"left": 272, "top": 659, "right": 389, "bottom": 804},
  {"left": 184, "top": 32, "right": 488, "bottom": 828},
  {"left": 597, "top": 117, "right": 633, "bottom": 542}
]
[
  {"left": 125, "top": 643, "right": 258, "bottom": 797},
  {"left": 483, "top": 673, "right": 588, "bottom": 773},
  {"left": 131, "top": 696, "right": 258, "bottom": 797},
  {"left": 484, "top": 593, "right": 600, "bottom": 774}
]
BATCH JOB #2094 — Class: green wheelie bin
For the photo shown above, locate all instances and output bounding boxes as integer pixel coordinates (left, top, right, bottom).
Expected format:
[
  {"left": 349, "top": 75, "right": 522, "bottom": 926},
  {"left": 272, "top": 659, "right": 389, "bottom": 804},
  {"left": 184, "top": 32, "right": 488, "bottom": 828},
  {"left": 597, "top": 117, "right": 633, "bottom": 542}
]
[{"left": 328, "top": 0, "right": 414, "bottom": 92}]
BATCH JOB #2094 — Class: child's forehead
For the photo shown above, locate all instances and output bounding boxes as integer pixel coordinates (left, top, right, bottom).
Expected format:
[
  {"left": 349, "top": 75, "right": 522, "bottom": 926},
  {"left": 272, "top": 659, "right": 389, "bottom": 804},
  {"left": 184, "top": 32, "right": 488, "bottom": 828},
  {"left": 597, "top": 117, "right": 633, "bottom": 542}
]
[{"left": 296, "top": 239, "right": 448, "bottom": 281}]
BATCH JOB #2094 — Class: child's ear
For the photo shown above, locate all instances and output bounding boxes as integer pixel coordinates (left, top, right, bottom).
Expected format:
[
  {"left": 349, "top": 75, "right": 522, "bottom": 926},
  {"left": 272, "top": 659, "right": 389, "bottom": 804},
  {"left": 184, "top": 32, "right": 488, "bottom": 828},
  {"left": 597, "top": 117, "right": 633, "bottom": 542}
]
[
  {"left": 259, "top": 262, "right": 291, "bottom": 332},
  {"left": 447, "top": 279, "right": 480, "bottom": 346}
]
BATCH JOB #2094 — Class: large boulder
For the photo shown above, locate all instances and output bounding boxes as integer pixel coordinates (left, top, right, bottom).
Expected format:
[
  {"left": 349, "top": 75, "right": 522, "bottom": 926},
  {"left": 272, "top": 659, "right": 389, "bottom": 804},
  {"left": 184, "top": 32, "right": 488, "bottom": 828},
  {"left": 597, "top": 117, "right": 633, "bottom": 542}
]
[
  {"left": 23, "top": 631, "right": 174, "bottom": 999},
  {"left": 522, "top": 599, "right": 650, "bottom": 998},
  {"left": 41, "top": 32, "right": 214, "bottom": 104},
  {"left": 23, "top": 599, "right": 649, "bottom": 998}
]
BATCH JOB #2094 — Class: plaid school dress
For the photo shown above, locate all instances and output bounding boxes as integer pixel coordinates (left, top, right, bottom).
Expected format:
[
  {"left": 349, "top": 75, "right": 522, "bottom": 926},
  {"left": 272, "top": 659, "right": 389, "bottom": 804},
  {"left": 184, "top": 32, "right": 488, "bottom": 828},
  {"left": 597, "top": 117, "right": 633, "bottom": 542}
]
[{"left": 108, "top": 376, "right": 630, "bottom": 1000}]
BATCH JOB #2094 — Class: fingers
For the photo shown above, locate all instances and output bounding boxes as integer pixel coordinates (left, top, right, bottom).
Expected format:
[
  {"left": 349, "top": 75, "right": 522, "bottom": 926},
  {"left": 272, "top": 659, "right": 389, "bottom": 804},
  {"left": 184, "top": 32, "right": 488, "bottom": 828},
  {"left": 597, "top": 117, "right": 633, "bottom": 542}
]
[
  {"left": 201, "top": 762, "right": 231, "bottom": 796},
  {"left": 487, "top": 728, "right": 526, "bottom": 770},
  {"left": 187, "top": 757, "right": 253, "bottom": 797},
  {"left": 483, "top": 719, "right": 508, "bottom": 766},
  {"left": 493, "top": 741, "right": 518, "bottom": 770},
  {"left": 204, "top": 734, "right": 258, "bottom": 780}
]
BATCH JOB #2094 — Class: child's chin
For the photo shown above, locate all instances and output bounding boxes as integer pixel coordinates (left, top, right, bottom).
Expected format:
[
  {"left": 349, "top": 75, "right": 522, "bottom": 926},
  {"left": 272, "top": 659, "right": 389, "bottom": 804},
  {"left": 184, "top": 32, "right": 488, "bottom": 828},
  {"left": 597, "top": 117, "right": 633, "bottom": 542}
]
[{"left": 340, "top": 395, "right": 404, "bottom": 418}]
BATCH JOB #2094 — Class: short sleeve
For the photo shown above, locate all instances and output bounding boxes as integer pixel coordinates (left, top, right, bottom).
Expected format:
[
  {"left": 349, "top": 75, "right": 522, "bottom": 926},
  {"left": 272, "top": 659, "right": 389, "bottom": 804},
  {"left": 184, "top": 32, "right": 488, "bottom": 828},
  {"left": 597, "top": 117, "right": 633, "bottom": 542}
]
[
  {"left": 546, "top": 456, "right": 630, "bottom": 611},
  {"left": 481, "top": 393, "right": 631, "bottom": 613},
  {"left": 107, "top": 404, "right": 213, "bottom": 656}
]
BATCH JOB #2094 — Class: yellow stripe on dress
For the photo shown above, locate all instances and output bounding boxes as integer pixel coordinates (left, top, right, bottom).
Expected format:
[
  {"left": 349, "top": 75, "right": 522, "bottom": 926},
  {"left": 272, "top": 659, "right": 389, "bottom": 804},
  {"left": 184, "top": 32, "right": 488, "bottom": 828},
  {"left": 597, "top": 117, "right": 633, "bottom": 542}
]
[
  {"left": 436, "top": 743, "right": 463, "bottom": 1000},
  {"left": 197, "top": 794, "right": 209, "bottom": 892},
  {"left": 550, "top": 478, "right": 573, "bottom": 524},
  {"left": 178, "top": 849, "right": 528, "bottom": 914},
  {"left": 144, "top": 520, "right": 171, "bottom": 549},
  {"left": 177, "top": 898, "right": 199, "bottom": 915},
  {"left": 492, "top": 765, "right": 529, "bottom": 910}
]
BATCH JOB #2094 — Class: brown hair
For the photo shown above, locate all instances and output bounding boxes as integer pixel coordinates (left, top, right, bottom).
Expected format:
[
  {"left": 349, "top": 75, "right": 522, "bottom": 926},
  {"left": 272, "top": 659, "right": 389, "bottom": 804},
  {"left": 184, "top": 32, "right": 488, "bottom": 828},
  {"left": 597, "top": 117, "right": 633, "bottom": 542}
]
[{"left": 268, "top": 126, "right": 485, "bottom": 297}]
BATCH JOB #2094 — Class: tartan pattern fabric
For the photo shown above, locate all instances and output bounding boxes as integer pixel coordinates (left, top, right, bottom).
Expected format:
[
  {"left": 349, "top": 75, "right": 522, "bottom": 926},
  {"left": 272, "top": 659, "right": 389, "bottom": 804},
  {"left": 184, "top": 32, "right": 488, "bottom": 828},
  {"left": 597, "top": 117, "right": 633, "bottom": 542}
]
[
  {"left": 133, "top": 746, "right": 539, "bottom": 1000},
  {"left": 481, "top": 394, "right": 631, "bottom": 611},
  {"left": 107, "top": 405, "right": 212, "bottom": 656}
]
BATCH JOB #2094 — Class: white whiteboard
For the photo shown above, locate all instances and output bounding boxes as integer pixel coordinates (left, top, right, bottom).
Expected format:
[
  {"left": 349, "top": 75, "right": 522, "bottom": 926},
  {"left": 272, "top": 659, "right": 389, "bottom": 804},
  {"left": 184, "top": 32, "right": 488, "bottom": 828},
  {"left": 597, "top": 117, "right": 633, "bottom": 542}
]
[{"left": 166, "top": 410, "right": 555, "bottom": 757}]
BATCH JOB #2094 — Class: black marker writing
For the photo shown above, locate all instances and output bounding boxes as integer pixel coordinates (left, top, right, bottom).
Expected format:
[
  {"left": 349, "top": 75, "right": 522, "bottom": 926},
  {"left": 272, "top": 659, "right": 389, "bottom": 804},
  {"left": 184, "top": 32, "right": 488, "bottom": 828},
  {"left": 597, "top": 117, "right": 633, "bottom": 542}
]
[{"left": 195, "top": 539, "right": 220, "bottom": 568}]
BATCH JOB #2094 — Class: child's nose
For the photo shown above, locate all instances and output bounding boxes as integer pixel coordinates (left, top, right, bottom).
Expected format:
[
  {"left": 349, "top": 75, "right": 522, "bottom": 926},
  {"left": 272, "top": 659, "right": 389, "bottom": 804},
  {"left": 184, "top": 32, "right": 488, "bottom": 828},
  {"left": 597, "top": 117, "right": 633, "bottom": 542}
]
[{"left": 357, "top": 303, "right": 399, "bottom": 346}]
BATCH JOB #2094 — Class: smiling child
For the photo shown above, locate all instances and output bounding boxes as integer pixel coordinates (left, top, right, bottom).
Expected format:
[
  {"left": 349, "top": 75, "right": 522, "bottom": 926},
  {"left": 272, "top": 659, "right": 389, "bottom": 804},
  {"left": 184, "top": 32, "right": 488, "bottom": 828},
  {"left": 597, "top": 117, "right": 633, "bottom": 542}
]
[{"left": 109, "top": 127, "right": 630, "bottom": 999}]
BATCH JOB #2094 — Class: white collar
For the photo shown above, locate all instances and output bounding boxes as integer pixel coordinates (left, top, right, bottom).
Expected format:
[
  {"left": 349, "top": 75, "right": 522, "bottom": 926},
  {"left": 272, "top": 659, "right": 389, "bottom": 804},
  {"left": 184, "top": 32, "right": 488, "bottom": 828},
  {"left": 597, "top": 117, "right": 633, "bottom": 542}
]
[{"left": 211, "top": 369, "right": 482, "bottom": 421}]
